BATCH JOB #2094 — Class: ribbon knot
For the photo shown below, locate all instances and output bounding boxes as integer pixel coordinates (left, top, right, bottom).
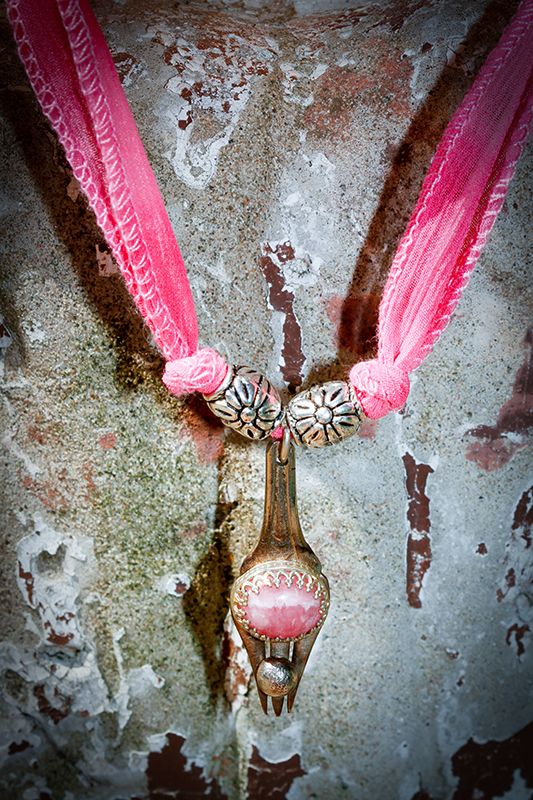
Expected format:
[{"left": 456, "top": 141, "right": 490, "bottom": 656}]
[
  {"left": 349, "top": 360, "right": 410, "bottom": 420},
  {"left": 163, "top": 348, "right": 229, "bottom": 397}
]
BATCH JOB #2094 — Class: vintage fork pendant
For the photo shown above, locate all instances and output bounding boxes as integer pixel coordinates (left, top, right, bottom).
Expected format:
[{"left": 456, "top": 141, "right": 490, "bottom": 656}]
[{"left": 230, "top": 434, "right": 330, "bottom": 715}]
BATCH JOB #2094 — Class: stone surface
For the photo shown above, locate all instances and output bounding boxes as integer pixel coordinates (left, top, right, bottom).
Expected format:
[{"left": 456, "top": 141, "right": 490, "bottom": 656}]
[{"left": 1, "top": 0, "right": 532, "bottom": 799}]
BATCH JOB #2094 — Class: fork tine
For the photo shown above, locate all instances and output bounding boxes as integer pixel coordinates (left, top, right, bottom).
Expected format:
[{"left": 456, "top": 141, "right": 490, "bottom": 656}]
[
  {"left": 236, "top": 627, "right": 268, "bottom": 713},
  {"left": 287, "top": 630, "right": 320, "bottom": 713}
]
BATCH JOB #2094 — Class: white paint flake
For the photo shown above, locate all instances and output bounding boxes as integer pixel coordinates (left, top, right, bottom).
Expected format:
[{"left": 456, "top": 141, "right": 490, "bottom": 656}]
[
  {"left": 111, "top": 627, "right": 165, "bottom": 735},
  {"left": 22, "top": 319, "right": 46, "bottom": 344},
  {"left": 16, "top": 515, "right": 94, "bottom": 650},
  {"left": 149, "top": 24, "right": 275, "bottom": 188}
]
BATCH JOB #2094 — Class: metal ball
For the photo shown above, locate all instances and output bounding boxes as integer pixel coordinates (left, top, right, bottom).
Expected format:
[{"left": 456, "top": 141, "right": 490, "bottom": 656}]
[{"left": 256, "top": 658, "right": 298, "bottom": 697}]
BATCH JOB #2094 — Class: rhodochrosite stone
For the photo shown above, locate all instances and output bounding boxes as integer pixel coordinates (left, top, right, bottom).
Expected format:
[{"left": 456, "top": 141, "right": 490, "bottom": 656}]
[{"left": 241, "top": 571, "right": 324, "bottom": 640}]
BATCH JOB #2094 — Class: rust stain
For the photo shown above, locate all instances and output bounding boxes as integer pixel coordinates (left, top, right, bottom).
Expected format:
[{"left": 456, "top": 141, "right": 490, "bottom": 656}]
[
  {"left": 496, "top": 567, "right": 515, "bottom": 602},
  {"left": 222, "top": 626, "right": 248, "bottom": 707},
  {"left": 181, "top": 396, "right": 224, "bottom": 464},
  {"left": 33, "top": 685, "right": 72, "bottom": 725},
  {"left": 25, "top": 419, "right": 62, "bottom": 445},
  {"left": 261, "top": 241, "right": 305, "bottom": 391},
  {"left": 247, "top": 746, "right": 306, "bottom": 800},
  {"left": 451, "top": 718, "right": 533, "bottom": 799},
  {"left": 18, "top": 562, "right": 35, "bottom": 606},
  {"left": 98, "top": 432, "right": 117, "bottom": 449},
  {"left": 402, "top": 453, "right": 434, "bottom": 608},
  {"left": 111, "top": 51, "right": 138, "bottom": 84},
  {"left": 512, "top": 485, "right": 533, "bottom": 549},
  {"left": 172, "top": 580, "right": 188, "bottom": 596},
  {"left": 146, "top": 733, "right": 227, "bottom": 800},
  {"left": 8, "top": 740, "right": 32, "bottom": 755},
  {"left": 465, "top": 328, "right": 533, "bottom": 470},
  {"left": 497, "top": 485, "right": 533, "bottom": 658},
  {"left": 506, "top": 623, "right": 530, "bottom": 657},
  {"left": 325, "top": 293, "right": 379, "bottom": 364},
  {"left": 42, "top": 617, "right": 74, "bottom": 648},
  {"left": 476, "top": 542, "right": 488, "bottom": 555}
]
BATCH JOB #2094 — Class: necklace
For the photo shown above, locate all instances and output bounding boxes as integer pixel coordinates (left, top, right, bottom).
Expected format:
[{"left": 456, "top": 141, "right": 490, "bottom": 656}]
[{"left": 8, "top": 0, "right": 533, "bottom": 716}]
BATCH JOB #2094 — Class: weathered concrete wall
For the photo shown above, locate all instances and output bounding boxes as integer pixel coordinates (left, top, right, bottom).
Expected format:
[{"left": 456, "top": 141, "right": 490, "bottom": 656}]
[{"left": 1, "top": 1, "right": 532, "bottom": 798}]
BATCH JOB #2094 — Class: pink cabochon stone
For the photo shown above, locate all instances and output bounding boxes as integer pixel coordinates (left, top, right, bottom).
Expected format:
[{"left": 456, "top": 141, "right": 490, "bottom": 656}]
[{"left": 243, "top": 574, "right": 322, "bottom": 639}]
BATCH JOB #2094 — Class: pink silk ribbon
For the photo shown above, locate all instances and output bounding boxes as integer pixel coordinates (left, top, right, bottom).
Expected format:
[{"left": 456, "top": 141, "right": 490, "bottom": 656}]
[{"left": 7, "top": 0, "right": 533, "bottom": 416}]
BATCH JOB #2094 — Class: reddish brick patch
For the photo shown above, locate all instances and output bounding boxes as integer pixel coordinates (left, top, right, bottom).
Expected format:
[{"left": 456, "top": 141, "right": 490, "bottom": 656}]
[
  {"left": 34, "top": 685, "right": 72, "bottom": 725},
  {"left": 403, "top": 453, "right": 434, "bottom": 608},
  {"left": 146, "top": 733, "right": 227, "bottom": 799},
  {"left": 506, "top": 623, "right": 530, "bottom": 657},
  {"left": 180, "top": 396, "right": 225, "bottom": 464},
  {"left": 111, "top": 51, "right": 138, "bottom": 84},
  {"left": 451, "top": 718, "right": 533, "bottom": 799},
  {"left": 496, "top": 567, "right": 515, "bottom": 602},
  {"left": 18, "top": 561, "right": 35, "bottom": 606},
  {"left": 358, "top": 418, "right": 378, "bottom": 439},
  {"left": 8, "top": 740, "right": 32, "bottom": 755},
  {"left": 247, "top": 746, "right": 306, "bottom": 800},
  {"left": 261, "top": 241, "right": 305, "bottom": 391}
]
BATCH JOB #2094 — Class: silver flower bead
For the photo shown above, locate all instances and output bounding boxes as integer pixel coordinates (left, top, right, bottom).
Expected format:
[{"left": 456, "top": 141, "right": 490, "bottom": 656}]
[
  {"left": 203, "top": 366, "right": 284, "bottom": 440},
  {"left": 286, "top": 381, "right": 365, "bottom": 447}
]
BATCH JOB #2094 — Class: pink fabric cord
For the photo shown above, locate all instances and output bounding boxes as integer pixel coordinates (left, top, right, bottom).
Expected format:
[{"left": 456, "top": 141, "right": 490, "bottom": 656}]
[
  {"left": 6, "top": 0, "right": 227, "bottom": 394},
  {"left": 7, "top": 0, "right": 533, "bottom": 413},
  {"left": 350, "top": 0, "right": 533, "bottom": 419}
]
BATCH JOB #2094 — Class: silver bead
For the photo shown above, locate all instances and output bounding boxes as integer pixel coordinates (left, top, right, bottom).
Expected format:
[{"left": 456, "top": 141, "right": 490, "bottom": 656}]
[
  {"left": 203, "top": 366, "right": 284, "bottom": 440},
  {"left": 286, "top": 381, "right": 365, "bottom": 447},
  {"left": 256, "top": 658, "right": 298, "bottom": 697}
]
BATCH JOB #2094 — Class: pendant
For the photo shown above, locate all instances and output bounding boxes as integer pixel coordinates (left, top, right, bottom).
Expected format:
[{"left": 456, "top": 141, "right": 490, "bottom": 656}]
[{"left": 229, "top": 433, "right": 330, "bottom": 715}]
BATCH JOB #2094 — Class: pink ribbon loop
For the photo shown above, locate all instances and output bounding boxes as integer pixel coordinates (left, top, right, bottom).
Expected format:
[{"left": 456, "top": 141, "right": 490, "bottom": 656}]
[
  {"left": 163, "top": 348, "right": 229, "bottom": 397},
  {"left": 349, "top": 360, "right": 410, "bottom": 420}
]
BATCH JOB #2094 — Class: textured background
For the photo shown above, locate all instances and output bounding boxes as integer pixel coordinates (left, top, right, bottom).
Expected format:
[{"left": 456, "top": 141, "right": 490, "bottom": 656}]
[{"left": 1, "top": 0, "right": 532, "bottom": 798}]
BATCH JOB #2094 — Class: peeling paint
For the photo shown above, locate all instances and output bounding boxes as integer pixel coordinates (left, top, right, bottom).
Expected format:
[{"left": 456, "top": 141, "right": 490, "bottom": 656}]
[
  {"left": 149, "top": 15, "right": 275, "bottom": 188},
  {"left": 402, "top": 452, "right": 434, "bottom": 609},
  {"left": 222, "top": 614, "right": 252, "bottom": 714},
  {"left": 146, "top": 732, "right": 228, "bottom": 799},
  {"left": 450, "top": 719, "right": 533, "bottom": 800},
  {"left": 465, "top": 328, "right": 533, "bottom": 470},
  {"left": 261, "top": 240, "right": 307, "bottom": 390},
  {"left": 16, "top": 515, "right": 95, "bottom": 650},
  {"left": 497, "top": 485, "right": 533, "bottom": 657},
  {"left": 246, "top": 745, "right": 306, "bottom": 799}
]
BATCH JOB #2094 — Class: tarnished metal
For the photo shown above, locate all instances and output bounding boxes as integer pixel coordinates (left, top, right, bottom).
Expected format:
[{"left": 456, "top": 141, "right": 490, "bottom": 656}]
[
  {"left": 230, "top": 438, "right": 330, "bottom": 715},
  {"left": 287, "top": 380, "right": 365, "bottom": 447},
  {"left": 278, "top": 426, "right": 291, "bottom": 465},
  {"left": 203, "top": 366, "right": 283, "bottom": 440}
]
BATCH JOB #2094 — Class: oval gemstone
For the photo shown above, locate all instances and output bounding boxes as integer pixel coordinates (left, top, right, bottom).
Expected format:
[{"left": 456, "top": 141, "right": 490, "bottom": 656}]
[{"left": 243, "top": 573, "right": 323, "bottom": 639}]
